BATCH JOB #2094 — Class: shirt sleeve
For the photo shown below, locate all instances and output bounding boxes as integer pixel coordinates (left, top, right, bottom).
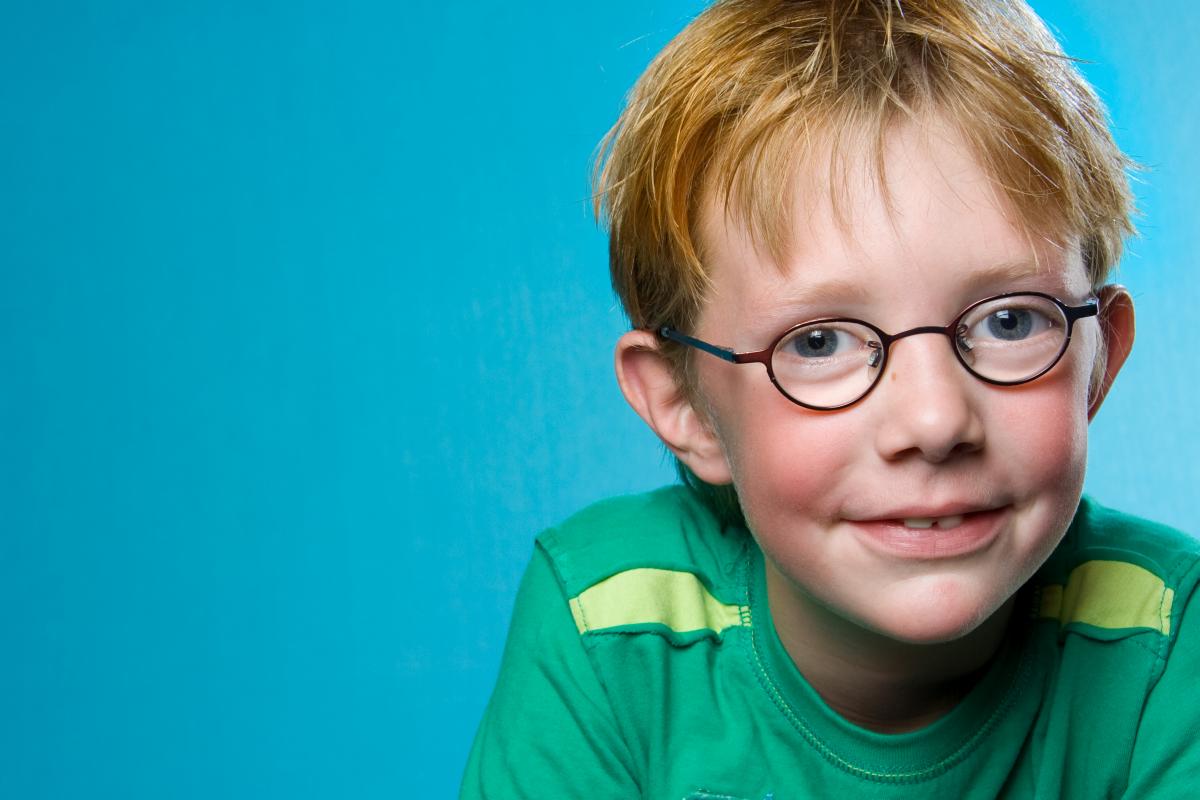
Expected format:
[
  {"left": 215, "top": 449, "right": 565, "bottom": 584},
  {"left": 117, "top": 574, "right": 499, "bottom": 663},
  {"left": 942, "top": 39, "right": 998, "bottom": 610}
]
[
  {"left": 459, "top": 542, "right": 641, "bottom": 799},
  {"left": 1122, "top": 577, "right": 1200, "bottom": 799}
]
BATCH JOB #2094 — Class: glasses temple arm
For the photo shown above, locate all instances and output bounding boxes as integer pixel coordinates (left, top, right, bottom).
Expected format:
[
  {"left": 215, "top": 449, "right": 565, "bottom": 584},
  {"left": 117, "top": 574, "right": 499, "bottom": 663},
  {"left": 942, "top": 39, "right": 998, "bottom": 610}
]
[
  {"left": 1065, "top": 297, "right": 1100, "bottom": 322},
  {"left": 658, "top": 326, "right": 739, "bottom": 363}
]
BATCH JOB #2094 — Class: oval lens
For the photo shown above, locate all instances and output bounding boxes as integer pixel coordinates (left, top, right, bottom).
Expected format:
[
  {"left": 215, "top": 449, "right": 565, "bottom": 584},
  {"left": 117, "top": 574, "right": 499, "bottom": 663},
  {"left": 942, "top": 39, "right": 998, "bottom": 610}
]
[
  {"left": 957, "top": 295, "right": 1068, "bottom": 383},
  {"left": 771, "top": 321, "right": 882, "bottom": 408}
]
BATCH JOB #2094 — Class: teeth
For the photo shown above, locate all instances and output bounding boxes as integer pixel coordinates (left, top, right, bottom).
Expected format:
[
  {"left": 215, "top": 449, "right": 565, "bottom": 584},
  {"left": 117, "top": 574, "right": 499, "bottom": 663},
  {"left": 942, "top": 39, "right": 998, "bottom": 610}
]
[{"left": 901, "top": 514, "right": 965, "bottom": 530}]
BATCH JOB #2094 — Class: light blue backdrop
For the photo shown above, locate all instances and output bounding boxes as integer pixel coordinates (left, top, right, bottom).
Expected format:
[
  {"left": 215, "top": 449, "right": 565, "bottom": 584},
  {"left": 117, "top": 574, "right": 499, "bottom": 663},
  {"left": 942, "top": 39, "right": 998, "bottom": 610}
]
[{"left": 2, "top": 2, "right": 1196, "bottom": 797}]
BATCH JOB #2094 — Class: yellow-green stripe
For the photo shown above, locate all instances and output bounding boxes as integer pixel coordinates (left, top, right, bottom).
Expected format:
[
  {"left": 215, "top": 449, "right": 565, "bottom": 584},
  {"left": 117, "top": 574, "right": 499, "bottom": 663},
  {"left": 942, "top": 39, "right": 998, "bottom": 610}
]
[
  {"left": 1038, "top": 560, "right": 1173, "bottom": 635},
  {"left": 569, "top": 568, "right": 747, "bottom": 636}
]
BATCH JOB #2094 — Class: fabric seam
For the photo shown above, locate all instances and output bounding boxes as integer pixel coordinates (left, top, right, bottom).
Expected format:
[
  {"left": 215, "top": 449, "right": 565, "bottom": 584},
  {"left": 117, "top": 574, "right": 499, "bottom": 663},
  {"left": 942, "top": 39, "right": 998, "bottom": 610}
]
[{"left": 741, "top": 544, "right": 1031, "bottom": 784}]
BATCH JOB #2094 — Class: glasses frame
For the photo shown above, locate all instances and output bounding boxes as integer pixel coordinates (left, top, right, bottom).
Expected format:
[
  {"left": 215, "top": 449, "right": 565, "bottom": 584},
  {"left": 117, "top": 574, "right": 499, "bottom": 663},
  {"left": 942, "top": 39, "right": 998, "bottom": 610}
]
[{"left": 658, "top": 291, "right": 1100, "bottom": 411}]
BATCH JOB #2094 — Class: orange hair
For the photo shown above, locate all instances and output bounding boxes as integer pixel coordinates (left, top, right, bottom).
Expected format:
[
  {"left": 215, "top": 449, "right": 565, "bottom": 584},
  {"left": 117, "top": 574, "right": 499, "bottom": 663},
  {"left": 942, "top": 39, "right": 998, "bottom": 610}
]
[{"left": 594, "top": 0, "right": 1134, "bottom": 341}]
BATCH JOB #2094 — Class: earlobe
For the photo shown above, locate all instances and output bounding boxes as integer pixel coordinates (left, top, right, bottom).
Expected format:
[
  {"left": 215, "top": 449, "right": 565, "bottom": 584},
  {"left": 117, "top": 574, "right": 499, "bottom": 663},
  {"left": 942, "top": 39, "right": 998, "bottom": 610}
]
[
  {"left": 1087, "top": 284, "right": 1135, "bottom": 421},
  {"left": 614, "top": 330, "right": 734, "bottom": 484}
]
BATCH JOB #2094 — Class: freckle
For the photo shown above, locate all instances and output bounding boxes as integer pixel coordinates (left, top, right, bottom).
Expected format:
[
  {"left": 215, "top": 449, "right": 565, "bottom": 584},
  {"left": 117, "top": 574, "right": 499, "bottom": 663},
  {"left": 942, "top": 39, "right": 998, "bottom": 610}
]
[{"left": 890, "top": 371, "right": 899, "bottom": 382}]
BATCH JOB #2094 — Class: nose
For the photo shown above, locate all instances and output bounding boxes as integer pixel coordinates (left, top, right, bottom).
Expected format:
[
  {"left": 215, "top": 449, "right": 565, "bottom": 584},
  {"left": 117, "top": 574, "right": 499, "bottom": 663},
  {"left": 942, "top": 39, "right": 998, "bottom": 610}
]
[{"left": 871, "top": 332, "right": 986, "bottom": 463}]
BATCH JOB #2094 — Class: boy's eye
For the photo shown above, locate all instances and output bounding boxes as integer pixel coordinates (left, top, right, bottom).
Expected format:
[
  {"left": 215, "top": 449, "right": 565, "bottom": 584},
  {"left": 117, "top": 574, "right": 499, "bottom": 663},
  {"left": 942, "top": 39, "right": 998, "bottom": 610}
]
[
  {"left": 792, "top": 328, "right": 840, "bottom": 357},
  {"left": 985, "top": 308, "right": 1034, "bottom": 340},
  {"left": 965, "top": 302, "right": 1057, "bottom": 344},
  {"left": 772, "top": 321, "right": 881, "bottom": 400},
  {"left": 776, "top": 322, "right": 875, "bottom": 361}
]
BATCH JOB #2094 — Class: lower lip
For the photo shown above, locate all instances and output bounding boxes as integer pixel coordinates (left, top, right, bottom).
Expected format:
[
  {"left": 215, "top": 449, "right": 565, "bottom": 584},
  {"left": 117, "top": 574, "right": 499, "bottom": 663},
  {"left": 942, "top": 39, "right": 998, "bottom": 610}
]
[{"left": 847, "top": 507, "right": 1008, "bottom": 559}]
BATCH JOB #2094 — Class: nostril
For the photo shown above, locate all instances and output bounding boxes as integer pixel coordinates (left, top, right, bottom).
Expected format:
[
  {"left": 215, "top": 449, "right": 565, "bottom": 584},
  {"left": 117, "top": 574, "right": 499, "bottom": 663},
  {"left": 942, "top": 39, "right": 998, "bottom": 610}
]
[{"left": 949, "top": 439, "right": 984, "bottom": 458}]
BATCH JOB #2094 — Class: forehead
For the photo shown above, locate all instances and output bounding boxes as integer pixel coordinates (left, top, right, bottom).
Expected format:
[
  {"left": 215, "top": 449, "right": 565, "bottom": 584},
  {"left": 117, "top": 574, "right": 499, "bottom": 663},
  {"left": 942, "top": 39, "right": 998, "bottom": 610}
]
[{"left": 696, "top": 118, "right": 1087, "bottom": 334}]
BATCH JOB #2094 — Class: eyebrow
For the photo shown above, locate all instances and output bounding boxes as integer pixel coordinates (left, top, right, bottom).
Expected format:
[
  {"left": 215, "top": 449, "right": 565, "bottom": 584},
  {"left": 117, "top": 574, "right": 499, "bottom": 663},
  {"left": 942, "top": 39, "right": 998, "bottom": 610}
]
[
  {"left": 798, "top": 259, "right": 1060, "bottom": 304},
  {"left": 744, "top": 258, "right": 1066, "bottom": 333},
  {"left": 962, "top": 259, "right": 1062, "bottom": 291},
  {"left": 748, "top": 276, "right": 870, "bottom": 325}
]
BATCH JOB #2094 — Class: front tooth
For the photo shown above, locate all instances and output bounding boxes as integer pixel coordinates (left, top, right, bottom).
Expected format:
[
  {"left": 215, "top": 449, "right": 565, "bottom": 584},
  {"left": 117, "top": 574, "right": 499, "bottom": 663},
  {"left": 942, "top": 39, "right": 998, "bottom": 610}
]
[{"left": 901, "top": 515, "right": 966, "bottom": 530}]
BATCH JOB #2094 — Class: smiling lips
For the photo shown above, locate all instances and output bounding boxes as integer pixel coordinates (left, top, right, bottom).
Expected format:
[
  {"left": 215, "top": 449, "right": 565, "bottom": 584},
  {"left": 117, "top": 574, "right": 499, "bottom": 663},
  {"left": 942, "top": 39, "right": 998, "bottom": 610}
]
[{"left": 847, "top": 507, "right": 1008, "bottom": 558}]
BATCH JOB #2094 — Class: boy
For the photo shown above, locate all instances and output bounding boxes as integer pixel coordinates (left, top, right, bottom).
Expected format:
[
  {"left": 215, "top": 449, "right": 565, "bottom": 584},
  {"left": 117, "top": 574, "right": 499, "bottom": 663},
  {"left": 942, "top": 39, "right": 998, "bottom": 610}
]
[{"left": 462, "top": 1, "right": 1200, "bottom": 797}]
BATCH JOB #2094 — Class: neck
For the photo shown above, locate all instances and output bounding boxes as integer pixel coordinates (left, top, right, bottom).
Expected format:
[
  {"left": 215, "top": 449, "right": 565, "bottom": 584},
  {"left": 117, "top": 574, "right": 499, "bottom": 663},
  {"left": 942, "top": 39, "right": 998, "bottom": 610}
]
[{"left": 764, "top": 561, "right": 1016, "bottom": 734}]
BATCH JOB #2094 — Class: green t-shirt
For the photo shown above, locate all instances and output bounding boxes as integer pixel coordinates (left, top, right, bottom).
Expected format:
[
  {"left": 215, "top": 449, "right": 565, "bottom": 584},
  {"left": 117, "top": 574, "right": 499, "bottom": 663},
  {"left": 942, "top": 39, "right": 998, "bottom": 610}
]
[{"left": 462, "top": 487, "right": 1200, "bottom": 799}]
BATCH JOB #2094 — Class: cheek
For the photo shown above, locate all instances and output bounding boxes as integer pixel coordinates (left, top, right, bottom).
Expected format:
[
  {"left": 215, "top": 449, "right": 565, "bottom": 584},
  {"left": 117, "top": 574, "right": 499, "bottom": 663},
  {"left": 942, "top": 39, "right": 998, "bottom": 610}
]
[
  {"left": 991, "top": 364, "right": 1091, "bottom": 500},
  {"left": 711, "top": 380, "right": 861, "bottom": 526}
]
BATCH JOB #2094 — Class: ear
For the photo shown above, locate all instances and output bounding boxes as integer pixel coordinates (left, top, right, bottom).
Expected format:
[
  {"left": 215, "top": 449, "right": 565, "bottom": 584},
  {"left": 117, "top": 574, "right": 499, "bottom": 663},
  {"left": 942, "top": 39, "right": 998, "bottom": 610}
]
[
  {"left": 615, "top": 330, "right": 733, "bottom": 484},
  {"left": 1088, "top": 284, "right": 1135, "bottom": 421}
]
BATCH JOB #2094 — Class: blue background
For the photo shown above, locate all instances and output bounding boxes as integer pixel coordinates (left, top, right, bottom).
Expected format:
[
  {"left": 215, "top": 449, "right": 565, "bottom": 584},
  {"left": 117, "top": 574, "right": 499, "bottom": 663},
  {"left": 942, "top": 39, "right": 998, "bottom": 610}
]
[{"left": 3, "top": 1, "right": 1197, "bottom": 797}]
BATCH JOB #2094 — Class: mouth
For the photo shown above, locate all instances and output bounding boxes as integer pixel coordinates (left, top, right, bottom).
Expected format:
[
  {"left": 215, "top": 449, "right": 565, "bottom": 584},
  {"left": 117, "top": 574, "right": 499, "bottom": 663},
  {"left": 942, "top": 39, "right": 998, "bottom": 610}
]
[
  {"left": 846, "top": 507, "right": 1009, "bottom": 559},
  {"left": 895, "top": 514, "right": 966, "bottom": 530}
]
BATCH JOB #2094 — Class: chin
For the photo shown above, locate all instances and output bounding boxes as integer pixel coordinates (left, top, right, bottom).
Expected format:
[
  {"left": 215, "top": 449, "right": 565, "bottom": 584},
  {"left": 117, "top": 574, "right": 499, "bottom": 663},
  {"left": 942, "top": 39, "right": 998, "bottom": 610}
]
[
  {"left": 876, "top": 615, "right": 990, "bottom": 646},
  {"left": 863, "top": 580, "right": 1007, "bottom": 645}
]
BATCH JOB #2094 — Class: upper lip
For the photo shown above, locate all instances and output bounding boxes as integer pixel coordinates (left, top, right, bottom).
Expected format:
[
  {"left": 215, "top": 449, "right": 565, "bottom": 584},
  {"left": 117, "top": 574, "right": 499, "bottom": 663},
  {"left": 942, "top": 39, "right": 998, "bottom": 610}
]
[{"left": 847, "top": 502, "right": 1006, "bottom": 522}]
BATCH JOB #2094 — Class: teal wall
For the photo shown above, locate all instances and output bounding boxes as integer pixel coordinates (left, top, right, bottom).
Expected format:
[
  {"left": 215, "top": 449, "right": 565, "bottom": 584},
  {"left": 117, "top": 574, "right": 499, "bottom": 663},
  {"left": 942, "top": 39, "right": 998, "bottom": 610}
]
[{"left": 2, "top": 2, "right": 1196, "bottom": 797}]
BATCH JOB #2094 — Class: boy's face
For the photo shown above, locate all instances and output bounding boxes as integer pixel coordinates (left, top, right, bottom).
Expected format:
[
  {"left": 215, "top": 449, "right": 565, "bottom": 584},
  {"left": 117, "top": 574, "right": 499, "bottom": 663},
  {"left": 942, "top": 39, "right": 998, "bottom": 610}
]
[{"left": 688, "top": 120, "right": 1112, "bottom": 644}]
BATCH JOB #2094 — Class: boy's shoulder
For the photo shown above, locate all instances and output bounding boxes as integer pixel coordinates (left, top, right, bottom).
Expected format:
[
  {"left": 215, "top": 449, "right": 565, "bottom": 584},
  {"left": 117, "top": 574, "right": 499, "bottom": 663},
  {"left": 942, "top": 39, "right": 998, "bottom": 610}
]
[
  {"left": 1045, "top": 496, "right": 1199, "bottom": 581},
  {"left": 1036, "top": 496, "right": 1200, "bottom": 646},
  {"left": 536, "top": 484, "right": 750, "bottom": 618}
]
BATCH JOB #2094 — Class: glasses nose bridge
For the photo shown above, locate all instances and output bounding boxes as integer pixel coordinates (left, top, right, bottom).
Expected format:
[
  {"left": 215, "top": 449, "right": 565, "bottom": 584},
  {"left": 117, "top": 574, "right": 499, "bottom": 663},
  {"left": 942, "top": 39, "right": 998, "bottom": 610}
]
[
  {"left": 883, "top": 322, "right": 959, "bottom": 352},
  {"left": 876, "top": 322, "right": 967, "bottom": 375}
]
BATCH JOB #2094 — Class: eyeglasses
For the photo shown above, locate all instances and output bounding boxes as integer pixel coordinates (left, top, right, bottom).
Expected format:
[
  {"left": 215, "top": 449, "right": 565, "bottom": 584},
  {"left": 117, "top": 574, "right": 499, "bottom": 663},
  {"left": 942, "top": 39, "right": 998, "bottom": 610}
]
[{"left": 659, "top": 291, "right": 1099, "bottom": 411}]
